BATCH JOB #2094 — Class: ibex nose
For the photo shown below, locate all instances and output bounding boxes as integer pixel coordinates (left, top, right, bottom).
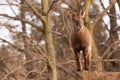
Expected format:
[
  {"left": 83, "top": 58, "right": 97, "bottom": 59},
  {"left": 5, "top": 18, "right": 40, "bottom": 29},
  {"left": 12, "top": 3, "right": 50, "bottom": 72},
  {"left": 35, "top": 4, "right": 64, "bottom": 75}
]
[{"left": 77, "top": 24, "right": 82, "bottom": 30}]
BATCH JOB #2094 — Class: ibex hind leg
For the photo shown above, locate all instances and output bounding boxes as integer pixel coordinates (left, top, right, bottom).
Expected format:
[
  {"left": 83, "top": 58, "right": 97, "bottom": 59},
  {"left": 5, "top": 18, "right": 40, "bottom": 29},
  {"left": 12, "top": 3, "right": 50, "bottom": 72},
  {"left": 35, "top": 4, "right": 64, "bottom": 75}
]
[{"left": 83, "top": 47, "right": 91, "bottom": 70}]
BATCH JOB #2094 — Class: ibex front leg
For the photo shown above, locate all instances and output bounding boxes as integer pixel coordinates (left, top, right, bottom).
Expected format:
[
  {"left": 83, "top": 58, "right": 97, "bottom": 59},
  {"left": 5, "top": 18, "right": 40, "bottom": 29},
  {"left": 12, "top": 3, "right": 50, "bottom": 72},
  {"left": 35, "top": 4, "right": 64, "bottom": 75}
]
[{"left": 74, "top": 50, "right": 82, "bottom": 71}]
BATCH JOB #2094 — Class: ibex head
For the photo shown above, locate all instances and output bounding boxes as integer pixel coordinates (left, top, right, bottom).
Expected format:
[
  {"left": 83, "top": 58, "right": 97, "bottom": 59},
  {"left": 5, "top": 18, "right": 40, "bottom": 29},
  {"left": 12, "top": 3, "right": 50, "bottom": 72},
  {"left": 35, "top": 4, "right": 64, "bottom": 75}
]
[{"left": 68, "top": 10, "right": 85, "bottom": 29}]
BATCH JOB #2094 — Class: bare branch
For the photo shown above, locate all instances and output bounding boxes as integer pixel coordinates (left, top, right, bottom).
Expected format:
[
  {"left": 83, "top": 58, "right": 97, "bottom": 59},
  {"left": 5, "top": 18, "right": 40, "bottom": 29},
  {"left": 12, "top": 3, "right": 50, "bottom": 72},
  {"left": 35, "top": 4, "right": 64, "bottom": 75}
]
[
  {"left": 0, "top": 53, "right": 21, "bottom": 62},
  {"left": 57, "top": 64, "right": 80, "bottom": 78},
  {"left": 99, "top": 0, "right": 120, "bottom": 19},
  {"left": 99, "top": 0, "right": 109, "bottom": 14},
  {"left": 0, "top": 14, "right": 43, "bottom": 32},
  {"left": 102, "top": 40, "right": 120, "bottom": 59},
  {"left": 23, "top": 0, "right": 44, "bottom": 22},
  {"left": 7, "top": 0, "right": 17, "bottom": 16},
  {"left": 1, "top": 59, "right": 45, "bottom": 80},
  {"left": 117, "top": 0, "right": 120, "bottom": 8},
  {"left": 48, "top": 0, "right": 59, "bottom": 14},
  {"left": 59, "top": 58, "right": 120, "bottom": 65},
  {"left": 91, "top": 0, "right": 117, "bottom": 28},
  {"left": 0, "top": 3, "right": 21, "bottom": 7},
  {"left": 0, "top": 38, "right": 25, "bottom": 52}
]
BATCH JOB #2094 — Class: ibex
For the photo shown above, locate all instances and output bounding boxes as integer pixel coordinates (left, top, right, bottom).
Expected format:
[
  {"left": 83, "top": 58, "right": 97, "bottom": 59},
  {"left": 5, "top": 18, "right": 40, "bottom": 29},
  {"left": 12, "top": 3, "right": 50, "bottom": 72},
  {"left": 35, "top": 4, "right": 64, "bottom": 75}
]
[{"left": 68, "top": 10, "right": 92, "bottom": 71}]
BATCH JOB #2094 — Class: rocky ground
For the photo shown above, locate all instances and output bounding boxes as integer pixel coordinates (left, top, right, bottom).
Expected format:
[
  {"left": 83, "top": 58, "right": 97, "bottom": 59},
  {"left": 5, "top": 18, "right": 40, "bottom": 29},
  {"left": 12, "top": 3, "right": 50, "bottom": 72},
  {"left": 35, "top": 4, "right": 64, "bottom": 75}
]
[{"left": 78, "top": 71, "right": 120, "bottom": 80}]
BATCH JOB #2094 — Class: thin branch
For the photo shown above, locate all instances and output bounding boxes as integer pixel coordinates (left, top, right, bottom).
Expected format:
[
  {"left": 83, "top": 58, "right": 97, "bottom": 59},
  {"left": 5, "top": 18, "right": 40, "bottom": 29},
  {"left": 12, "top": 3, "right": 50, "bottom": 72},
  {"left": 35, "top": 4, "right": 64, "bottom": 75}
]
[
  {"left": 57, "top": 64, "right": 80, "bottom": 78},
  {"left": 23, "top": 0, "right": 44, "bottom": 22},
  {"left": 99, "top": 0, "right": 109, "bottom": 14},
  {"left": 22, "top": 34, "right": 50, "bottom": 63},
  {"left": 48, "top": 0, "right": 59, "bottom": 14},
  {"left": 1, "top": 59, "right": 45, "bottom": 80},
  {"left": 0, "top": 54, "right": 21, "bottom": 64},
  {"left": 0, "top": 38, "right": 25, "bottom": 52},
  {"left": 52, "top": 31, "right": 62, "bottom": 36},
  {"left": 93, "top": 59, "right": 120, "bottom": 62},
  {"left": 0, "top": 14, "right": 43, "bottom": 32},
  {"left": 101, "top": 19, "right": 109, "bottom": 31},
  {"left": 23, "top": 70, "right": 39, "bottom": 80},
  {"left": 113, "top": 26, "right": 120, "bottom": 31},
  {"left": 0, "top": 32, "right": 49, "bottom": 62},
  {"left": 26, "top": 35, "right": 46, "bottom": 56},
  {"left": 117, "top": 0, "right": 120, "bottom": 8},
  {"left": 59, "top": 58, "right": 120, "bottom": 65},
  {"left": 102, "top": 40, "right": 120, "bottom": 59},
  {"left": 7, "top": 0, "right": 17, "bottom": 16},
  {"left": 91, "top": 0, "right": 117, "bottom": 29},
  {"left": 0, "top": 3, "right": 21, "bottom": 7},
  {"left": 99, "top": 0, "right": 120, "bottom": 19},
  {"left": 0, "top": 22, "right": 18, "bottom": 32},
  {"left": 0, "top": 23, "right": 14, "bottom": 28}
]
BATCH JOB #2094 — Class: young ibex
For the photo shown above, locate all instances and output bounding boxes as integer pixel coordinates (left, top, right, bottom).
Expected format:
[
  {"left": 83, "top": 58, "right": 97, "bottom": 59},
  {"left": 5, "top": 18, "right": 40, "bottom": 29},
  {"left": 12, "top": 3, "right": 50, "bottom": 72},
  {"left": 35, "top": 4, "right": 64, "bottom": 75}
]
[{"left": 69, "top": 10, "right": 92, "bottom": 71}]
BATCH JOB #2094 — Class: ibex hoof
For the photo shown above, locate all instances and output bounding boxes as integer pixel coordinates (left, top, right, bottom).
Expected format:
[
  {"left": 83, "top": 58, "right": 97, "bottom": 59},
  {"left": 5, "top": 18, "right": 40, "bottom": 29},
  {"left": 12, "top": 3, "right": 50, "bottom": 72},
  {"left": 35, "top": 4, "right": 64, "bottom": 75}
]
[
  {"left": 77, "top": 69, "right": 81, "bottom": 72},
  {"left": 85, "top": 68, "right": 90, "bottom": 70}
]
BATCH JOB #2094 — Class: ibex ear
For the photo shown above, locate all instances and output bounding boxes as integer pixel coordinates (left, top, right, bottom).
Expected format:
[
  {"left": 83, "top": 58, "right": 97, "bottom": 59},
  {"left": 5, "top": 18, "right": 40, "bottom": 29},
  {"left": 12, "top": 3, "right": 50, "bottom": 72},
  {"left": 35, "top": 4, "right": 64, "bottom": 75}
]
[{"left": 80, "top": 10, "right": 85, "bottom": 18}]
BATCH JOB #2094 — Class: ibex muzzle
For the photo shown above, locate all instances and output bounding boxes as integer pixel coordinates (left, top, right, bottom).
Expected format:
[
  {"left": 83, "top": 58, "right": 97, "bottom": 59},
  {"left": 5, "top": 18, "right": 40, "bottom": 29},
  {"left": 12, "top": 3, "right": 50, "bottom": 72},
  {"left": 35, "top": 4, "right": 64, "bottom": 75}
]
[{"left": 69, "top": 10, "right": 92, "bottom": 71}]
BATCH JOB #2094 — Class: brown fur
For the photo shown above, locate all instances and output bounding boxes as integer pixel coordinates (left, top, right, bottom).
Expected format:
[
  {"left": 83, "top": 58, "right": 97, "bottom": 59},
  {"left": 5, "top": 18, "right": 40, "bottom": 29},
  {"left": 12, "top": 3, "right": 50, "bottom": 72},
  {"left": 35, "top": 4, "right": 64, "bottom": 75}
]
[{"left": 69, "top": 11, "right": 92, "bottom": 71}]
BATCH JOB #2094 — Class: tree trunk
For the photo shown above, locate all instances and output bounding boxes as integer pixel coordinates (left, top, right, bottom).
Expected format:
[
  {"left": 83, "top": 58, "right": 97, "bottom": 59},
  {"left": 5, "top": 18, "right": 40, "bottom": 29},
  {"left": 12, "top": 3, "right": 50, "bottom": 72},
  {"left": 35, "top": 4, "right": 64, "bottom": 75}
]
[
  {"left": 21, "top": 0, "right": 33, "bottom": 66},
  {"left": 84, "top": 0, "right": 102, "bottom": 70},
  {"left": 42, "top": 0, "right": 57, "bottom": 80},
  {"left": 109, "top": 0, "right": 118, "bottom": 42}
]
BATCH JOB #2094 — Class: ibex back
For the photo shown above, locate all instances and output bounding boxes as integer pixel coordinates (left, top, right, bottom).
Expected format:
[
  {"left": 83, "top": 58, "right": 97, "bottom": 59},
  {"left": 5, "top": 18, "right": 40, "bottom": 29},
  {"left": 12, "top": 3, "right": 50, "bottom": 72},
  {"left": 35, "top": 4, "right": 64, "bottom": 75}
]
[{"left": 69, "top": 11, "right": 92, "bottom": 71}]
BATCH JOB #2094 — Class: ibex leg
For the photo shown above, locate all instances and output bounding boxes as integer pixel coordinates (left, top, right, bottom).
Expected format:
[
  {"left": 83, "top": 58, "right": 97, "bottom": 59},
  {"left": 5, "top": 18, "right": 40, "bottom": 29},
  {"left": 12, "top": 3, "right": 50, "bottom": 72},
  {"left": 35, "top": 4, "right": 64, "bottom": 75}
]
[
  {"left": 74, "top": 52, "right": 82, "bottom": 71},
  {"left": 83, "top": 47, "right": 91, "bottom": 70}
]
